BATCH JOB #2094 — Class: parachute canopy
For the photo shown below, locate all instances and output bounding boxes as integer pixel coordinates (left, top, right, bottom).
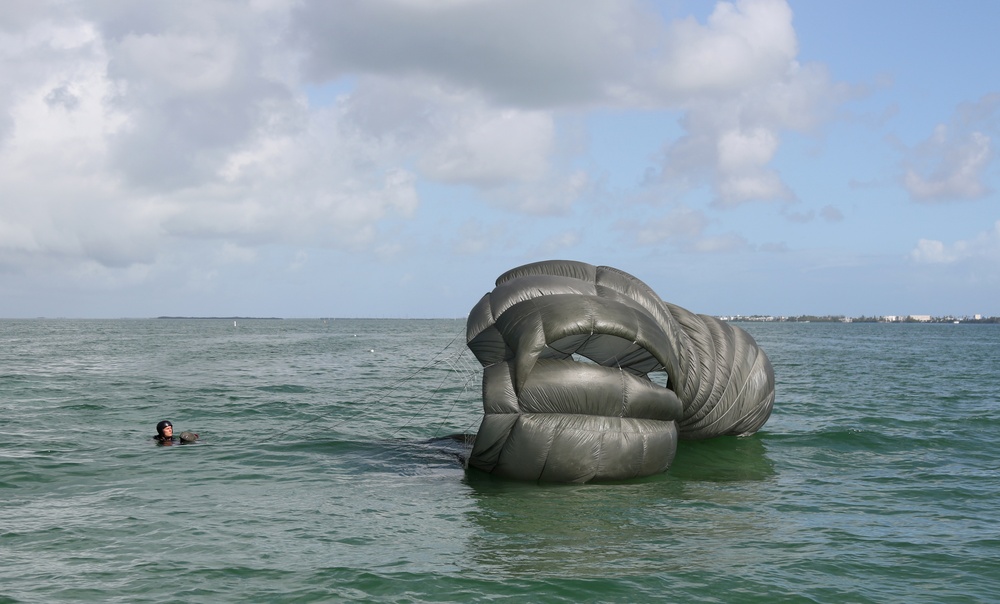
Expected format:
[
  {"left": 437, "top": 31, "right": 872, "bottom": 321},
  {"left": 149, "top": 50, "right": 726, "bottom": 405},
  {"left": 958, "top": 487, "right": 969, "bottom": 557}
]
[{"left": 465, "top": 260, "right": 775, "bottom": 483}]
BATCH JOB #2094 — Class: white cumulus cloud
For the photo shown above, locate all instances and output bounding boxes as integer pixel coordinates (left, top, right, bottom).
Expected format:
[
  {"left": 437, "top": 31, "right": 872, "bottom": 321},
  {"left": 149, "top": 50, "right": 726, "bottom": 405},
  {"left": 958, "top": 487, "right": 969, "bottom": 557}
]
[
  {"left": 902, "top": 94, "right": 999, "bottom": 202},
  {"left": 910, "top": 221, "right": 1000, "bottom": 264},
  {"left": 903, "top": 130, "right": 992, "bottom": 201},
  {"left": 0, "top": 0, "right": 845, "bottom": 296}
]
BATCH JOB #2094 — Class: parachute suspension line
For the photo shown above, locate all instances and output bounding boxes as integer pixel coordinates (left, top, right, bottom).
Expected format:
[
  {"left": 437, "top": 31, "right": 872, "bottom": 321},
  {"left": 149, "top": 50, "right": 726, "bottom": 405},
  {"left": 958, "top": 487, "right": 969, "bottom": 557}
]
[
  {"left": 332, "top": 326, "right": 471, "bottom": 436},
  {"left": 387, "top": 342, "right": 480, "bottom": 439},
  {"left": 576, "top": 331, "right": 597, "bottom": 359},
  {"left": 552, "top": 331, "right": 597, "bottom": 361},
  {"left": 391, "top": 332, "right": 480, "bottom": 461},
  {"left": 258, "top": 325, "right": 472, "bottom": 445},
  {"left": 459, "top": 415, "right": 482, "bottom": 437},
  {"left": 429, "top": 350, "right": 482, "bottom": 440},
  {"left": 377, "top": 340, "right": 480, "bottom": 470},
  {"left": 256, "top": 404, "right": 328, "bottom": 445}
]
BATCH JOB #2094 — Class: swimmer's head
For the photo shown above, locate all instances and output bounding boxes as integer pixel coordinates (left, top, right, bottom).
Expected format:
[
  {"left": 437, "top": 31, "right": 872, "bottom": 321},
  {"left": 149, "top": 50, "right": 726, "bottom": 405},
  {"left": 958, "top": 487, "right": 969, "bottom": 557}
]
[{"left": 156, "top": 420, "right": 173, "bottom": 438}]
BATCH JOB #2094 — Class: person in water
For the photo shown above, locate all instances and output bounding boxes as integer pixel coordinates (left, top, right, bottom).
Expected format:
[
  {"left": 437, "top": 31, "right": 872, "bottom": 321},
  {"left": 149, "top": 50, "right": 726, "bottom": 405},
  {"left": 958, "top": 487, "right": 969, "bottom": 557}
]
[{"left": 154, "top": 420, "right": 198, "bottom": 445}]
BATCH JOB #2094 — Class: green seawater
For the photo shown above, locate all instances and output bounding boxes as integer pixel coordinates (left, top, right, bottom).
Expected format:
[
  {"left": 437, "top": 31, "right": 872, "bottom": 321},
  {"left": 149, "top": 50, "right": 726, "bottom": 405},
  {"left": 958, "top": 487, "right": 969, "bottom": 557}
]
[{"left": 1, "top": 319, "right": 998, "bottom": 603}]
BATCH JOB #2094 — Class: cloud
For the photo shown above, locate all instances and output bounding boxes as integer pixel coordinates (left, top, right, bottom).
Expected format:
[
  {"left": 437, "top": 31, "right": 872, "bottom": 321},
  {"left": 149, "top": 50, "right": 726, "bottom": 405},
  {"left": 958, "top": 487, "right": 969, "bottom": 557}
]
[
  {"left": 617, "top": 204, "right": 749, "bottom": 253},
  {"left": 909, "top": 221, "right": 1000, "bottom": 264},
  {"left": 294, "top": 0, "right": 841, "bottom": 209},
  {"left": 291, "top": 0, "right": 647, "bottom": 107},
  {"left": 903, "top": 130, "right": 992, "bottom": 201},
  {"left": 416, "top": 101, "right": 555, "bottom": 187},
  {"left": 0, "top": 5, "right": 422, "bottom": 279},
  {"left": 645, "top": 3, "right": 844, "bottom": 206},
  {"left": 216, "top": 242, "right": 258, "bottom": 265},
  {"left": 820, "top": 205, "right": 844, "bottom": 222},
  {"left": 901, "top": 94, "right": 999, "bottom": 202},
  {"left": 103, "top": 11, "right": 298, "bottom": 191},
  {"left": 690, "top": 232, "right": 751, "bottom": 253},
  {"left": 0, "top": 0, "right": 844, "bottom": 292},
  {"left": 530, "top": 230, "right": 583, "bottom": 258},
  {"left": 647, "top": 0, "right": 797, "bottom": 99},
  {"left": 783, "top": 209, "right": 814, "bottom": 223},
  {"left": 629, "top": 205, "right": 711, "bottom": 245},
  {"left": 483, "top": 170, "right": 590, "bottom": 216},
  {"left": 785, "top": 203, "right": 844, "bottom": 224},
  {"left": 452, "top": 220, "right": 510, "bottom": 256}
]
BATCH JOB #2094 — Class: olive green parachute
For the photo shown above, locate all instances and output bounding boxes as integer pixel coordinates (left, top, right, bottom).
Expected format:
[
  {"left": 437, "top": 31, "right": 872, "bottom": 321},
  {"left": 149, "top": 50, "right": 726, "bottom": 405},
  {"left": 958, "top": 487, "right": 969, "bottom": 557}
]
[{"left": 465, "top": 260, "right": 774, "bottom": 483}]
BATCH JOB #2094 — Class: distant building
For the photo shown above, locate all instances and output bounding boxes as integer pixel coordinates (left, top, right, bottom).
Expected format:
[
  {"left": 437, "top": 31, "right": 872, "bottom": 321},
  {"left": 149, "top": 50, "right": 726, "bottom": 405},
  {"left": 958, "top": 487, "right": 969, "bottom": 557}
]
[{"left": 909, "top": 315, "right": 932, "bottom": 322}]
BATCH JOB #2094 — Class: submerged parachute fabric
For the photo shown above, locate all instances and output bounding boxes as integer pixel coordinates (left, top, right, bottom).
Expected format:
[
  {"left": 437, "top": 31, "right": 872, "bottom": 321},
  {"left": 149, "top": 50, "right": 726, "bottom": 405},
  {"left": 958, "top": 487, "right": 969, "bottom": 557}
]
[{"left": 466, "top": 260, "right": 775, "bottom": 483}]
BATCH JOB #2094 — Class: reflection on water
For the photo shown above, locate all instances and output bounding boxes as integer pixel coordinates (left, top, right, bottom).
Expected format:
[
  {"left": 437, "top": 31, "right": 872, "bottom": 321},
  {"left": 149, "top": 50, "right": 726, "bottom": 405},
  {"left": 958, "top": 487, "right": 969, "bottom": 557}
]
[
  {"left": 460, "top": 434, "right": 779, "bottom": 579},
  {"left": 668, "top": 435, "right": 775, "bottom": 482}
]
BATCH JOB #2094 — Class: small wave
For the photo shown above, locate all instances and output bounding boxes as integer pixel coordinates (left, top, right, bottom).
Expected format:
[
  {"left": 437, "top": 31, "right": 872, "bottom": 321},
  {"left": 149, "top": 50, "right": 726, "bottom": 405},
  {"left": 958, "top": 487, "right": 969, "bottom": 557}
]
[
  {"left": 58, "top": 403, "right": 107, "bottom": 411},
  {"left": 765, "top": 427, "right": 905, "bottom": 450},
  {"left": 255, "top": 384, "right": 312, "bottom": 394}
]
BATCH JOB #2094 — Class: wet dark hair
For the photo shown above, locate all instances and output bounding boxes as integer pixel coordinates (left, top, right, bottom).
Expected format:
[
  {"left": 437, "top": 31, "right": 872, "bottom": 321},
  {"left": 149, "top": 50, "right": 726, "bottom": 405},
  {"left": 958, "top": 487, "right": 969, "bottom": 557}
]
[{"left": 156, "top": 420, "right": 173, "bottom": 437}]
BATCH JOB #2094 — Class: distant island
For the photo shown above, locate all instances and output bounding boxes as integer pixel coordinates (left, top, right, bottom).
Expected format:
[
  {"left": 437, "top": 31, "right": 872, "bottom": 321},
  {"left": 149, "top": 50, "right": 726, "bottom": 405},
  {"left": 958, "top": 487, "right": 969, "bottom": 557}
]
[{"left": 721, "top": 314, "right": 999, "bottom": 324}]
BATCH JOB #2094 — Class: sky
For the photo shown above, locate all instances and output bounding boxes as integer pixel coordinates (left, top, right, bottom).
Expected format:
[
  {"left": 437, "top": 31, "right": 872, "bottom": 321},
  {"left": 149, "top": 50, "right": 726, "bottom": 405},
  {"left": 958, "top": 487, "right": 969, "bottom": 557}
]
[{"left": 1, "top": 0, "right": 998, "bottom": 319}]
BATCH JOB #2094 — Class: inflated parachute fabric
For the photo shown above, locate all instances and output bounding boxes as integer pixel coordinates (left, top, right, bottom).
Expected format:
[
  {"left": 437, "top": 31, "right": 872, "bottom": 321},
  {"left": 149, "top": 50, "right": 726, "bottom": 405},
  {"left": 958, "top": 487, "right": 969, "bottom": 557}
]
[{"left": 465, "top": 260, "right": 775, "bottom": 483}]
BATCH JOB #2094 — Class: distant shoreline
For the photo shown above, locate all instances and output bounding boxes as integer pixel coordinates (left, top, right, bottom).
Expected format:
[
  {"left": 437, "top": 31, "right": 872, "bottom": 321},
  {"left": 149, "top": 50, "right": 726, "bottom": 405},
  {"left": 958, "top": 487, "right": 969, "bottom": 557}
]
[
  {"left": 155, "top": 316, "right": 284, "bottom": 320},
  {"left": 157, "top": 315, "right": 999, "bottom": 324},
  {"left": 4, "top": 315, "right": 996, "bottom": 323},
  {"left": 722, "top": 315, "right": 1000, "bottom": 324}
]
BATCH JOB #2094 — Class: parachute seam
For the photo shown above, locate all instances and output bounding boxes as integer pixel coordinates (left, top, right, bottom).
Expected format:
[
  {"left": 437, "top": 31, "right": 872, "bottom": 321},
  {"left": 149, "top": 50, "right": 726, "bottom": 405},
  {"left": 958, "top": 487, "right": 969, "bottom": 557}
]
[
  {"left": 595, "top": 429, "right": 605, "bottom": 481},
  {"left": 618, "top": 363, "right": 627, "bottom": 418},
  {"left": 679, "top": 320, "right": 730, "bottom": 428},
  {"left": 697, "top": 349, "right": 766, "bottom": 436},
  {"left": 535, "top": 420, "right": 559, "bottom": 482}
]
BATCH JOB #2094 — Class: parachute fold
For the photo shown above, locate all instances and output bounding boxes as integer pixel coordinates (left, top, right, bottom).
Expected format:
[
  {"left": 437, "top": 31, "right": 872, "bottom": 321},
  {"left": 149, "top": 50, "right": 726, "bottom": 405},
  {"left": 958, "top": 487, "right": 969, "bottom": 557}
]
[{"left": 465, "top": 260, "right": 775, "bottom": 483}]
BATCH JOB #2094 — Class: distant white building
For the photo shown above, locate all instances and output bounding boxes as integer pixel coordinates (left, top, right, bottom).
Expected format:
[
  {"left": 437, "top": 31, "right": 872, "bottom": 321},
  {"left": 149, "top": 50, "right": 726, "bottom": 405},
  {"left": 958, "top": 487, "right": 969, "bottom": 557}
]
[{"left": 909, "top": 315, "right": 932, "bottom": 322}]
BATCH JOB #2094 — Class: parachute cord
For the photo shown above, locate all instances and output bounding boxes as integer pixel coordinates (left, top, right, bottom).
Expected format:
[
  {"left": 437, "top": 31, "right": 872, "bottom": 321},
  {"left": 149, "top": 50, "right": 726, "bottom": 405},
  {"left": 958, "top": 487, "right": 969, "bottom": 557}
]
[
  {"left": 372, "top": 341, "right": 481, "bottom": 471},
  {"left": 460, "top": 418, "right": 480, "bottom": 465},
  {"left": 431, "top": 351, "right": 481, "bottom": 439},
  {"left": 549, "top": 331, "right": 597, "bottom": 359},
  {"left": 388, "top": 343, "right": 480, "bottom": 439},
  {"left": 258, "top": 325, "right": 472, "bottom": 445},
  {"left": 329, "top": 327, "right": 471, "bottom": 436},
  {"left": 255, "top": 404, "right": 327, "bottom": 445}
]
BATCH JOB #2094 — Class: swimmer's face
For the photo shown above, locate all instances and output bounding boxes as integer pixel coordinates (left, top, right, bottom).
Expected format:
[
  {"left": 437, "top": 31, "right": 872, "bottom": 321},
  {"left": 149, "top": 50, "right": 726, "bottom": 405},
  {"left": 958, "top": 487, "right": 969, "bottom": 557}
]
[{"left": 162, "top": 425, "right": 173, "bottom": 438}]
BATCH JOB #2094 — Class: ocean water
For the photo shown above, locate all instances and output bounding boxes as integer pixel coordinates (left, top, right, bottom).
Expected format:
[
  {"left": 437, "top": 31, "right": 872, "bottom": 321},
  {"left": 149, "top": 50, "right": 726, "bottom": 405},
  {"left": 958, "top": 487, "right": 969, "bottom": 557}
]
[{"left": 1, "top": 318, "right": 998, "bottom": 603}]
